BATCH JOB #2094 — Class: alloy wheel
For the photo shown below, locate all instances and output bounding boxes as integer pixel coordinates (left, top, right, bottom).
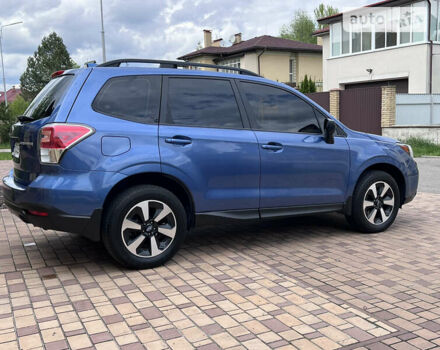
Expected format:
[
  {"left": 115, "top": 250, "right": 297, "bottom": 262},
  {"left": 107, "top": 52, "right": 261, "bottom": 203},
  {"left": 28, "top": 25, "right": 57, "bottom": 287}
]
[
  {"left": 121, "top": 200, "right": 176, "bottom": 258},
  {"left": 363, "top": 181, "right": 395, "bottom": 225}
]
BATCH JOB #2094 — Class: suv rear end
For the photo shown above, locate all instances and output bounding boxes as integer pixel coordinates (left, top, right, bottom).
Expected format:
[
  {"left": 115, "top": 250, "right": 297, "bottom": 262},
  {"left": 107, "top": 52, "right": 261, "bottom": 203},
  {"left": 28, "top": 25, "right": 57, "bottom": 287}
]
[{"left": 2, "top": 68, "right": 104, "bottom": 236}]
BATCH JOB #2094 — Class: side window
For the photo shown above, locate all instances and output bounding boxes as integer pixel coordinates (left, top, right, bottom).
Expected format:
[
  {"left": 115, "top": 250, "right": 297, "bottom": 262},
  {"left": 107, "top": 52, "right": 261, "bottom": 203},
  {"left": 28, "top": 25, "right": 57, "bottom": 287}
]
[
  {"left": 93, "top": 75, "right": 161, "bottom": 123},
  {"left": 240, "top": 82, "right": 321, "bottom": 134},
  {"left": 164, "top": 78, "right": 243, "bottom": 129}
]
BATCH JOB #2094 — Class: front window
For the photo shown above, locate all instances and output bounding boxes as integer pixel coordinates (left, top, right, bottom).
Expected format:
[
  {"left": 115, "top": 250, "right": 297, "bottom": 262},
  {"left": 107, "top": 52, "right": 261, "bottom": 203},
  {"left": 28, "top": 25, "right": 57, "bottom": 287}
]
[
  {"left": 330, "top": 1, "right": 430, "bottom": 57},
  {"left": 240, "top": 82, "right": 321, "bottom": 134}
]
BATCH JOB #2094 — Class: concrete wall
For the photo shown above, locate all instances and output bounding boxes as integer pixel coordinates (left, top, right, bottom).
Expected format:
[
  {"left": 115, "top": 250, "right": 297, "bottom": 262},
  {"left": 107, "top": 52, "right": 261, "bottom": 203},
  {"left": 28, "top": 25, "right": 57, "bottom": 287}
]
[
  {"left": 258, "top": 51, "right": 322, "bottom": 84},
  {"left": 186, "top": 56, "right": 217, "bottom": 71},
  {"left": 383, "top": 126, "right": 440, "bottom": 144},
  {"left": 259, "top": 51, "right": 290, "bottom": 82},
  {"left": 187, "top": 50, "right": 323, "bottom": 85},
  {"left": 321, "top": 34, "right": 431, "bottom": 94},
  {"left": 297, "top": 52, "right": 322, "bottom": 84},
  {"left": 241, "top": 52, "right": 258, "bottom": 73}
]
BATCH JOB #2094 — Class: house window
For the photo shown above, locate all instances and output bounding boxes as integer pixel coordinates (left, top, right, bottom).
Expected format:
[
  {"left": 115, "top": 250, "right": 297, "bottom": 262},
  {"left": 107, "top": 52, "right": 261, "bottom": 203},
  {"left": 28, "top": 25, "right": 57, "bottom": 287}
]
[
  {"left": 412, "top": 1, "right": 427, "bottom": 42},
  {"left": 362, "top": 20, "right": 372, "bottom": 51},
  {"left": 331, "top": 22, "right": 342, "bottom": 56},
  {"left": 375, "top": 10, "right": 386, "bottom": 49},
  {"left": 430, "top": 0, "right": 440, "bottom": 41},
  {"left": 289, "top": 56, "right": 297, "bottom": 84},
  {"left": 342, "top": 25, "right": 350, "bottom": 54},
  {"left": 330, "top": 1, "right": 430, "bottom": 57},
  {"left": 386, "top": 7, "right": 399, "bottom": 47},
  {"left": 219, "top": 58, "right": 241, "bottom": 74}
]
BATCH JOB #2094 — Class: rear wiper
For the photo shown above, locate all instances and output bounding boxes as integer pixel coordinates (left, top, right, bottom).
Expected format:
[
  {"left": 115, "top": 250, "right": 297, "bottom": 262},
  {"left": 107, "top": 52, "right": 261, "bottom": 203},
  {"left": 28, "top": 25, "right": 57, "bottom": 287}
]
[{"left": 17, "top": 115, "right": 34, "bottom": 123}]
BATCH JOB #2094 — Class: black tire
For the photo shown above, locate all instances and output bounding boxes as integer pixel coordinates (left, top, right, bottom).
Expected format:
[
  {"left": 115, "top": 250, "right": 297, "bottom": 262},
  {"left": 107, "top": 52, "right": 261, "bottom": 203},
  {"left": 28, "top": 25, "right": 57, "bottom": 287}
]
[
  {"left": 346, "top": 170, "right": 400, "bottom": 233},
  {"left": 102, "top": 185, "right": 187, "bottom": 269}
]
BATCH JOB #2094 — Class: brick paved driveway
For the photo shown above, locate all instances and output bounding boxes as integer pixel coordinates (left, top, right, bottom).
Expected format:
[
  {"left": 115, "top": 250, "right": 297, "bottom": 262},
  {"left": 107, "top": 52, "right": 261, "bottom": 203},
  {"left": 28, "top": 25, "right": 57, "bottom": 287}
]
[{"left": 1, "top": 160, "right": 440, "bottom": 350}]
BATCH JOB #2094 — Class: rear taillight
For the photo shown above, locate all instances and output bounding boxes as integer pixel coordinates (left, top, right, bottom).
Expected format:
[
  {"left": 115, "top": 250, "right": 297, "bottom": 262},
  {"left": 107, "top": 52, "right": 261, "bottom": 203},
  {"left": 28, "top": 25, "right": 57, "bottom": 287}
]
[
  {"left": 39, "top": 123, "right": 94, "bottom": 164},
  {"left": 51, "top": 70, "right": 65, "bottom": 78}
]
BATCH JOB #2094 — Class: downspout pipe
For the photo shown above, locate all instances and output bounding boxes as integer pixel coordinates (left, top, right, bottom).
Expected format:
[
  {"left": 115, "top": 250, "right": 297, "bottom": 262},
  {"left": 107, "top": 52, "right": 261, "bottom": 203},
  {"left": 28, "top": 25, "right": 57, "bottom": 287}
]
[
  {"left": 257, "top": 48, "right": 267, "bottom": 76},
  {"left": 427, "top": 0, "right": 433, "bottom": 94}
]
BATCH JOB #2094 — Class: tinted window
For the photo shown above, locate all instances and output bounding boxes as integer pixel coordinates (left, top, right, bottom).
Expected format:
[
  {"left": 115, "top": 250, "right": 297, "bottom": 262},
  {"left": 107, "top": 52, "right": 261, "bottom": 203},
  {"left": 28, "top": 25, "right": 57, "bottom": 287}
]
[
  {"left": 241, "top": 82, "right": 321, "bottom": 134},
  {"left": 24, "top": 75, "right": 74, "bottom": 120},
  {"left": 93, "top": 75, "right": 160, "bottom": 123},
  {"left": 165, "top": 78, "right": 243, "bottom": 129}
]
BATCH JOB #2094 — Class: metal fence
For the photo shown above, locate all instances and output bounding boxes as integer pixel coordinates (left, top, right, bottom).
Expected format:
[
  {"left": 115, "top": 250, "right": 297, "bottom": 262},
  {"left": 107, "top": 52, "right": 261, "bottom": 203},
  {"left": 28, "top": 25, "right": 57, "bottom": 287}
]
[
  {"left": 396, "top": 94, "right": 440, "bottom": 125},
  {"left": 305, "top": 92, "right": 329, "bottom": 112}
]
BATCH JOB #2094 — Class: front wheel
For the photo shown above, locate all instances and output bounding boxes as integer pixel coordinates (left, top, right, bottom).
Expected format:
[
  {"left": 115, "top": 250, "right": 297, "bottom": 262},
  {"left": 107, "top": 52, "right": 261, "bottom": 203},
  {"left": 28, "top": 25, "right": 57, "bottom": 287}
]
[
  {"left": 346, "top": 171, "right": 400, "bottom": 233},
  {"left": 102, "top": 185, "right": 187, "bottom": 269}
]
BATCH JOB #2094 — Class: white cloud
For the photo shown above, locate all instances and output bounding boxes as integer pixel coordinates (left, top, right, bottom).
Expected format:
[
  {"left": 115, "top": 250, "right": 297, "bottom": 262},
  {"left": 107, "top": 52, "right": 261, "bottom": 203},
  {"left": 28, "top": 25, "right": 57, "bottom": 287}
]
[{"left": 0, "top": 0, "right": 369, "bottom": 90}]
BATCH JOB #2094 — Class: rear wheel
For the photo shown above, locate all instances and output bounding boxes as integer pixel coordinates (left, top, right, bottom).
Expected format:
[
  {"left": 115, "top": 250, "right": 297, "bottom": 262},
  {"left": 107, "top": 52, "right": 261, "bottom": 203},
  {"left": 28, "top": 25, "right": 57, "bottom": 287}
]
[
  {"left": 346, "top": 171, "right": 400, "bottom": 233},
  {"left": 103, "top": 185, "right": 187, "bottom": 268}
]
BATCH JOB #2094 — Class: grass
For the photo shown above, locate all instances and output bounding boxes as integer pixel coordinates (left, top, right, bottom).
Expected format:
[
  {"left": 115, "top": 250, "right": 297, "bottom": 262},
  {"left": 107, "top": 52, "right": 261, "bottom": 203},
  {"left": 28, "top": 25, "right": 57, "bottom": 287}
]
[
  {"left": 0, "top": 153, "right": 12, "bottom": 160},
  {"left": 0, "top": 143, "right": 9, "bottom": 150},
  {"left": 403, "top": 137, "right": 440, "bottom": 158}
]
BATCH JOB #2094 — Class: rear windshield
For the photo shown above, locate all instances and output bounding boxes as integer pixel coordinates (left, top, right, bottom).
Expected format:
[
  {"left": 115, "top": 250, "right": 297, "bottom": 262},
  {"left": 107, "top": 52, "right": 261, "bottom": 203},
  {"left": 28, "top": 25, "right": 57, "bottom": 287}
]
[{"left": 23, "top": 75, "right": 74, "bottom": 120}]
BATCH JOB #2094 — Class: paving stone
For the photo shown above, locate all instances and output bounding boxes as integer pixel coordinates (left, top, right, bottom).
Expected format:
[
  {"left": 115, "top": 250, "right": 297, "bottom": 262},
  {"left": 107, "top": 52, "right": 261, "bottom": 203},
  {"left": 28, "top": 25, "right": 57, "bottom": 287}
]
[{"left": 0, "top": 160, "right": 438, "bottom": 349}]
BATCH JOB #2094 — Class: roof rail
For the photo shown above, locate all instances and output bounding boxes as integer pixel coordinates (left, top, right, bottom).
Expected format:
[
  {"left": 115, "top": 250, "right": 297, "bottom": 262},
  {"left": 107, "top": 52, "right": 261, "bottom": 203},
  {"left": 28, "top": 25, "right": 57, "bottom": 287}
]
[{"left": 97, "top": 58, "right": 259, "bottom": 77}]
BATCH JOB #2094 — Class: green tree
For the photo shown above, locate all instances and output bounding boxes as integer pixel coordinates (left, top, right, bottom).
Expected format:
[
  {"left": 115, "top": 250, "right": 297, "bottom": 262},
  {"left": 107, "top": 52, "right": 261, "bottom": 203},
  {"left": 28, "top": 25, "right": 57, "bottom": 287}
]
[
  {"left": 280, "top": 10, "right": 317, "bottom": 44},
  {"left": 0, "top": 102, "right": 12, "bottom": 143},
  {"left": 20, "top": 32, "right": 78, "bottom": 101},
  {"left": 308, "top": 76, "right": 317, "bottom": 93},
  {"left": 299, "top": 75, "right": 317, "bottom": 93},
  {"left": 0, "top": 96, "right": 31, "bottom": 143},
  {"left": 314, "top": 3, "right": 339, "bottom": 29}
]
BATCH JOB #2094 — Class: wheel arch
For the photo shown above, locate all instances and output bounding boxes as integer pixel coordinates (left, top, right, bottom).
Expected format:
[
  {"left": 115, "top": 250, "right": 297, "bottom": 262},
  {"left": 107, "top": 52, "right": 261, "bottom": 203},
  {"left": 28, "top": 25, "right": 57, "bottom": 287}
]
[
  {"left": 101, "top": 172, "right": 196, "bottom": 233},
  {"left": 355, "top": 163, "right": 406, "bottom": 207}
]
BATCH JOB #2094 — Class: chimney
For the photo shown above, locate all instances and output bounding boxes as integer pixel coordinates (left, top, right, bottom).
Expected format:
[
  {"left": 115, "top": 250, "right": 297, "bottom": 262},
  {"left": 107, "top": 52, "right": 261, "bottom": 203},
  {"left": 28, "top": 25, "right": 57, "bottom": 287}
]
[
  {"left": 203, "top": 29, "right": 212, "bottom": 48},
  {"left": 12, "top": 85, "right": 15, "bottom": 91},
  {"left": 212, "top": 38, "right": 223, "bottom": 47},
  {"left": 233, "top": 33, "right": 242, "bottom": 44}
]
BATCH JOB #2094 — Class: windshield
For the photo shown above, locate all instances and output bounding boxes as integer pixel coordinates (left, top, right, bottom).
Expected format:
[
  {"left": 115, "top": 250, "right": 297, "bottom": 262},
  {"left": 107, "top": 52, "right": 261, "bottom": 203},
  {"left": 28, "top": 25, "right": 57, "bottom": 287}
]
[{"left": 23, "top": 75, "right": 74, "bottom": 120}]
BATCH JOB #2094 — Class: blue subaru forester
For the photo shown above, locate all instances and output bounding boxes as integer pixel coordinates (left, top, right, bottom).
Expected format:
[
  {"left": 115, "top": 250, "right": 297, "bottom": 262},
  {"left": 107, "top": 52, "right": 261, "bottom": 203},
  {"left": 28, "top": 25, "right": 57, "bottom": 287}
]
[{"left": 2, "top": 59, "right": 418, "bottom": 269}]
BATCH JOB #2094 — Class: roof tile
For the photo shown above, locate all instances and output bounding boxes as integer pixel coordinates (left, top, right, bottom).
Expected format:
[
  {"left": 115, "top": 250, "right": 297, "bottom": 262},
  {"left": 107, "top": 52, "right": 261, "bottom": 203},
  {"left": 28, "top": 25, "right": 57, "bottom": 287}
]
[{"left": 178, "top": 35, "right": 321, "bottom": 60}]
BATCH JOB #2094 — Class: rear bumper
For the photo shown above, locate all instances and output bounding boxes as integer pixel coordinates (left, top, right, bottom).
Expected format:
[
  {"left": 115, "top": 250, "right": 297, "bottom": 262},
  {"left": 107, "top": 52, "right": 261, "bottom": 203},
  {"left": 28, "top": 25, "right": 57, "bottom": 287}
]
[{"left": 2, "top": 173, "right": 102, "bottom": 241}]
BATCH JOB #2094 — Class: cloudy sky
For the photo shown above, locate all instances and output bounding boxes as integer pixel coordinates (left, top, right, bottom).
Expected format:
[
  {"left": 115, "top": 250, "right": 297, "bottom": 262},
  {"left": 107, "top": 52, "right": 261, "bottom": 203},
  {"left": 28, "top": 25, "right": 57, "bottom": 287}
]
[{"left": 1, "top": 0, "right": 369, "bottom": 90}]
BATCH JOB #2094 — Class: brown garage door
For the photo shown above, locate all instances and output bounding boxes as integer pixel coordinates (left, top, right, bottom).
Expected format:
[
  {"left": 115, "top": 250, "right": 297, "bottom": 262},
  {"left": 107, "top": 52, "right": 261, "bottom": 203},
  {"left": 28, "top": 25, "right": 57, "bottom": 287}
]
[
  {"left": 345, "top": 79, "right": 408, "bottom": 93},
  {"left": 339, "top": 86, "right": 382, "bottom": 135}
]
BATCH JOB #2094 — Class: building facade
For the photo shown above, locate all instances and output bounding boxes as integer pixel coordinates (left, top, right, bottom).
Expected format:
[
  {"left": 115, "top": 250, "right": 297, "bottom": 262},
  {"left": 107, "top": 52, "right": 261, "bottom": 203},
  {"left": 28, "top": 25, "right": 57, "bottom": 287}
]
[
  {"left": 0, "top": 86, "right": 22, "bottom": 104},
  {"left": 178, "top": 31, "right": 323, "bottom": 89},
  {"left": 315, "top": 0, "right": 440, "bottom": 93}
]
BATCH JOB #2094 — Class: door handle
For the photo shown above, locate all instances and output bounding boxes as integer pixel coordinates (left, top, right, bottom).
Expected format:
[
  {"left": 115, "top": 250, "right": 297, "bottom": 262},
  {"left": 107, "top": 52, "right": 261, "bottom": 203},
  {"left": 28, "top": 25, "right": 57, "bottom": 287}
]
[
  {"left": 165, "top": 136, "right": 192, "bottom": 145},
  {"left": 261, "top": 142, "right": 283, "bottom": 151}
]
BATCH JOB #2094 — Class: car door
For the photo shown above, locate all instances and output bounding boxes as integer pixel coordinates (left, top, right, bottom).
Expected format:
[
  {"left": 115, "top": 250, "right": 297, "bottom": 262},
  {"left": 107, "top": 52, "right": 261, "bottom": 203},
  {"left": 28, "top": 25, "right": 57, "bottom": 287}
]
[
  {"left": 159, "top": 76, "right": 260, "bottom": 215},
  {"left": 238, "top": 81, "right": 350, "bottom": 215}
]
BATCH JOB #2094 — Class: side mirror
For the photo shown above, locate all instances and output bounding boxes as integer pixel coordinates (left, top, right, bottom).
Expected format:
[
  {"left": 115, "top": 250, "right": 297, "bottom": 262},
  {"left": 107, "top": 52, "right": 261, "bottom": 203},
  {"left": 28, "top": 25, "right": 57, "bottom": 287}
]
[{"left": 324, "top": 119, "right": 336, "bottom": 144}]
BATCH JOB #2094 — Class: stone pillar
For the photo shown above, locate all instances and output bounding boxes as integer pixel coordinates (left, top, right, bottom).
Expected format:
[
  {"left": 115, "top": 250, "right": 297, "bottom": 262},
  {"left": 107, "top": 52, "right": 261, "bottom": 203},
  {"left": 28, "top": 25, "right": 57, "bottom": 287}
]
[
  {"left": 381, "top": 85, "right": 396, "bottom": 127},
  {"left": 329, "top": 89, "right": 340, "bottom": 119}
]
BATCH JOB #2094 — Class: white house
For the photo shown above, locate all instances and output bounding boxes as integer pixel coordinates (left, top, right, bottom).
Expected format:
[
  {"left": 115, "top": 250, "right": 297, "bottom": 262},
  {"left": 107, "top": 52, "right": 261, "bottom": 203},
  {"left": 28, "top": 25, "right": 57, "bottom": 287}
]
[{"left": 315, "top": 0, "right": 440, "bottom": 94}]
